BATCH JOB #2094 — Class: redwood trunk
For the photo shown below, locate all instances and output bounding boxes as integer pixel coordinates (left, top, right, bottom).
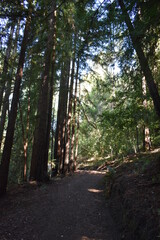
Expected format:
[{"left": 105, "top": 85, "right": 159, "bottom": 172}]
[
  {"left": 142, "top": 76, "right": 151, "bottom": 151},
  {"left": 43, "top": 9, "right": 56, "bottom": 174},
  {"left": 74, "top": 79, "right": 80, "bottom": 170},
  {"left": 30, "top": 1, "right": 56, "bottom": 181},
  {"left": 63, "top": 47, "right": 76, "bottom": 175},
  {"left": 54, "top": 60, "right": 70, "bottom": 174},
  {"left": 0, "top": 21, "right": 20, "bottom": 150},
  {"left": 19, "top": 88, "right": 31, "bottom": 182},
  {"left": 0, "top": 81, "right": 11, "bottom": 150},
  {"left": 70, "top": 58, "right": 79, "bottom": 172},
  {"left": 0, "top": 23, "right": 15, "bottom": 111}
]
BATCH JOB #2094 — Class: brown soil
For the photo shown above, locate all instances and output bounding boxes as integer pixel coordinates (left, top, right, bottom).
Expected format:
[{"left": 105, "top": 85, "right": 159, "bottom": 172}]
[{"left": 0, "top": 170, "right": 120, "bottom": 240}]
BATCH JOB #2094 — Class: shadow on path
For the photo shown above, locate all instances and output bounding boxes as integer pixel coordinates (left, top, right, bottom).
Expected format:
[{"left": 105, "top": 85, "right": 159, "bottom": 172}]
[{"left": 0, "top": 170, "right": 120, "bottom": 240}]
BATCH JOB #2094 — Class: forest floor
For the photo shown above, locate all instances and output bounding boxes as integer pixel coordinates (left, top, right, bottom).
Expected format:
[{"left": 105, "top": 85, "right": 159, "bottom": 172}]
[
  {"left": 0, "top": 170, "right": 120, "bottom": 240},
  {"left": 79, "top": 148, "right": 160, "bottom": 239},
  {"left": 1, "top": 149, "right": 160, "bottom": 240}
]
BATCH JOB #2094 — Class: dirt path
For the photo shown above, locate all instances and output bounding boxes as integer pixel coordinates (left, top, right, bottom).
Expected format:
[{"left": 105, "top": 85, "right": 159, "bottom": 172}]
[{"left": 0, "top": 170, "right": 120, "bottom": 240}]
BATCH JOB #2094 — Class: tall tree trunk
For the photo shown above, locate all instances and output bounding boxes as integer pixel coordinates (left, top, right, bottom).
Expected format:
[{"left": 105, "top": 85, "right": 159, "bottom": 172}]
[
  {"left": 0, "top": 80, "right": 11, "bottom": 150},
  {"left": 54, "top": 59, "right": 70, "bottom": 174},
  {"left": 30, "top": 1, "right": 56, "bottom": 181},
  {"left": 70, "top": 58, "right": 79, "bottom": 172},
  {"left": 19, "top": 87, "right": 31, "bottom": 182},
  {"left": 0, "top": 23, "right": 15, "bottom": 111},
  {"left": 25, "top": 90, "right": 31, "bottom": 180},
  {"left": 142, "top": 76, "right": 151, "bottom": 151},
  {"left": 50, "top": 105, "right": 55, "bottom": 171},
  {"left": 118, "top": 0, "right": 160, "bottom": 119},
  {"left": 0, "top": 1, "right": 32, "bottom": 196},
  {"left": 74, "top": 79, "right": 80, "bottom": 170},
  {"left": 63, "top": 39, "right": 76, "bottom": 175},
  {"left": 43, "top": 9, "right": 57, "bottom": 174},
  {"left": 59, "top": 60, "right": 70, "bottom": 173},
  {"left": 0, "top": 20, "right": 20, "bottom": 151}
]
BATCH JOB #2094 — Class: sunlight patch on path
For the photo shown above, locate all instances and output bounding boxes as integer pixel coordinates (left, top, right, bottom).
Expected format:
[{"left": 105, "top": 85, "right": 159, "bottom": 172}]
[{"left": 88, "top": 188, "right": 104, "bottom": 193}]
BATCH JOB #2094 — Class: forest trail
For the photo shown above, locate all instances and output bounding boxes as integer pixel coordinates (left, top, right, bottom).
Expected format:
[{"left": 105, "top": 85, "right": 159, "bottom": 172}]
[{"left": 0, "top": 170, "right": 120, "bottom": 240}]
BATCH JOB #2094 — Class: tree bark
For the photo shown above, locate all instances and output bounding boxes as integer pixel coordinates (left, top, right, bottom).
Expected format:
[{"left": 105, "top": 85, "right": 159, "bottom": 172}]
[
  {"left": 0, "top": 23, "right": 15, "bottom": 112},
  {"left": 63, "top": 38, "right": 76, "bottom": 175},
  {"left": 19, "top": 87, "right": 31, "bottom": 182},
  {"left": 118, "top": 0, "right": 160, "bottom": 118},
  {"left": 0, "top": 81, "right": 11, "bottom": 150},
  {"left": 43, "top": 9, "right": 57, "bottom": 174},
  {"left": 0, "top": 1, "right": 32, "bottom": 196},
  {"left": 70, "top": 58, "right": 79, "bottom": 172},
  {"left": 74, "top": 79, "right": 80, "bottom": 170},
  {"left": 142, "top": 76, "right": 151, "bottom": 151},
  {"left": 0, "top": 20, "right": 20, "bottom": 151},
  {"left": 30, "top": 1, "right": 56, "bottom": 182},
  {"left": 54, "top": 59, "right": 70, "bottom": 174},
  {"left": 50, "top": 105, "right": 55, "bottom": 171}
]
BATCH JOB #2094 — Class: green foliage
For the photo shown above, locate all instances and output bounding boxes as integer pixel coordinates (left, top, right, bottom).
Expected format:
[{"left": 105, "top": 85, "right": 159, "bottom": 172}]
[
  {"left": 79, "top": 53, "right": 160, "bottom": 159},
  {"left": 78, "top": 0, "right": 160, "bottom": 160}
]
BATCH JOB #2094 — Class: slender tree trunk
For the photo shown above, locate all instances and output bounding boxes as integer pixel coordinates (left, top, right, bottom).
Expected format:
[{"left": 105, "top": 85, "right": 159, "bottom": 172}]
[
  {"left": 19, "top": 101, "right": 27, "bottom": 179},
  {"left": 70, "top": 58, "right": 79, "bottom": 172},
  {"left": 142, "top": 76, "right": 151, "bottom": 151},
  {"left": 142, "top": 125, "right": 145, "bottom": 151},
  {"left": 54, "top": 59, "right": 70, "bottom": 174},
  {"left": 25, "top": 90, "right": 31, "bottom": 180},
  {"left": 63, "top": 41, "right": 76, "bottom": 175},
  {"left": 0, "top": 1, "right": 32, "bottom": 196},
  {"left": 51, "top": 105, "right": 55, "bottom": 171},
  {"left": 43, "top": 64, "right": 55, "bottom": 175},
  {"left": 30, "top": 1, "right": 56, "bottom": 181},
  {"left": 0, "top": 81, "right": 11, "bottom": 150},
  {"left": 118, "top": 0, "right": 160, "bottom": 118},
  {"left": 60, "top": 60, "right": 70, "bottom": 173},
  {"left": 136, "top": 125, "right": 139, "bottom": 153},
  {"left": 0, "top": 23, "right": 15, "bottom": 111},
  {"left": 74, "top": 107, "right": 80, "bottom": 171},
  {"left": 19, "top": 87, "right": 31, "bottom": 182},
  {"left": 74, "top": 78, "right": 80, "bottom": 170},
  {"left": 43, "top": 9, "right": 56, "bottom": 174},
  {"left": 0, "top": 20, "right": 20, "bottom": 151}
]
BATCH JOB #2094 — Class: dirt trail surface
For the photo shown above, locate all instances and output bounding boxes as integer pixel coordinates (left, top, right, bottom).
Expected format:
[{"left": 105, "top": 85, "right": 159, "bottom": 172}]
[{"left": 0, "top": 170, "right": 120, "bottom": 240}]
